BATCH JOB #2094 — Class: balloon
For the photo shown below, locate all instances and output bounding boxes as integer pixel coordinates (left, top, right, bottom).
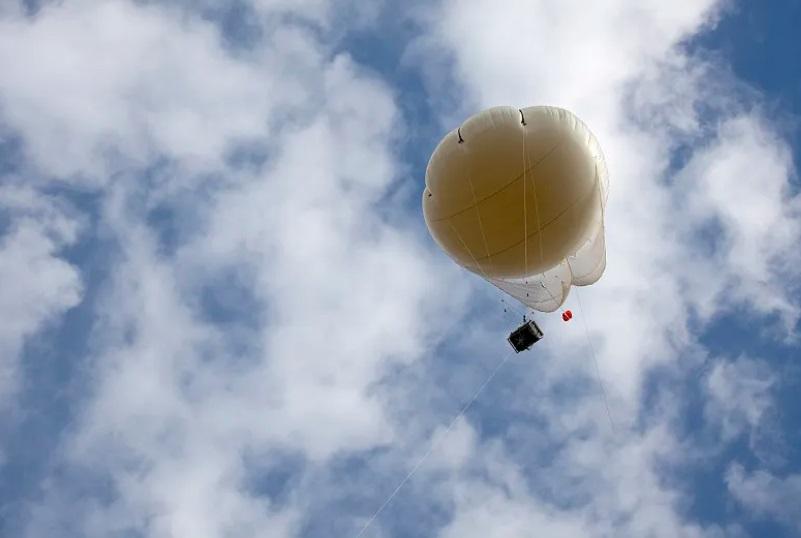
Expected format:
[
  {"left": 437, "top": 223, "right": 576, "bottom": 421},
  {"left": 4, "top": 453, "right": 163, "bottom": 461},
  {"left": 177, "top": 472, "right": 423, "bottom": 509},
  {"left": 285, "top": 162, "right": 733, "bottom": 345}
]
[{"left": 422, "top": 106, "right": 608, "bottom": 312}]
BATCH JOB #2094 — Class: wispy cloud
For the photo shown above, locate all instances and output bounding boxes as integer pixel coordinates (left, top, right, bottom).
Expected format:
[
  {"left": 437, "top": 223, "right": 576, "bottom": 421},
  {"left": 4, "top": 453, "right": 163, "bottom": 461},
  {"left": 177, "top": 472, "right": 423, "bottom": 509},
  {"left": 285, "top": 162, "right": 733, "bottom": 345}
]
[
  {"left": 727, "top": 464, "right": 801, "bottom": 532},
  {"left": 0, "top": 186, "right": 82, "bottom": 410},
  {"left": 0, "top": 1, "right": 799, "bottom": 537}
]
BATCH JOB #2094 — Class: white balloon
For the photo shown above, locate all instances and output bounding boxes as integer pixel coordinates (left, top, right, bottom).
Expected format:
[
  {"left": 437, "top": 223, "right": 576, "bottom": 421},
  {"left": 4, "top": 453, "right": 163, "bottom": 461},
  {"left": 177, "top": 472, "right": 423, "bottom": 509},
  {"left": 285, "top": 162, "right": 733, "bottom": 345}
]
[{"left": 423, "top": 106, "right": 608, "bottom": 312}]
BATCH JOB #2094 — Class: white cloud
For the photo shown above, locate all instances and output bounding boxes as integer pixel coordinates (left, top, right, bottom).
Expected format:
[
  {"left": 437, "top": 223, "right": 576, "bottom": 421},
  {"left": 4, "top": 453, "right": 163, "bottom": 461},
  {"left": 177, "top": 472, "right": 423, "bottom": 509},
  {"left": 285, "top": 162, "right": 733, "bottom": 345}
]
[
  {"left": 704, "top": 356, "right": 775, "bottom": 441},
  {"left": 0, "top": 185, "right": 83, "bottom": 408},
  {"left": 428, "top": 425, "right": 726, "bottom": 538},
  {"left": 2, "top": 0, "right": 799, "bottom": 537},
  {"left": 726, "top": 464, "right": 801, "bottom": 532},
  {"left": 410, "top": 0, "right": 722, "bottom": 126},
  {"left": 675, "top": 115, "right": 801, "bottom": 329},
  {"left": 2, "top": 1, "right": 465, "bottom": 536},
  {"left": 441, "top": 485, "right": 590, "bottom": 538},
  {"left": 698, "top": 354, "right": 790, "bottom": 469},
  {"left": 0, "top": 0, "right": 319, "bottom": 182}
]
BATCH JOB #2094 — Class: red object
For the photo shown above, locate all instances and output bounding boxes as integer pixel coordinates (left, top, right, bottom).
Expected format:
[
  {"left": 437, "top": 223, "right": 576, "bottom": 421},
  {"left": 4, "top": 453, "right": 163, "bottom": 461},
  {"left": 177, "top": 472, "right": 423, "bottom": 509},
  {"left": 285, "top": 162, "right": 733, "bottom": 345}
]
[{"left": 561, "top": 310, "right": 573, "bottom": 322}]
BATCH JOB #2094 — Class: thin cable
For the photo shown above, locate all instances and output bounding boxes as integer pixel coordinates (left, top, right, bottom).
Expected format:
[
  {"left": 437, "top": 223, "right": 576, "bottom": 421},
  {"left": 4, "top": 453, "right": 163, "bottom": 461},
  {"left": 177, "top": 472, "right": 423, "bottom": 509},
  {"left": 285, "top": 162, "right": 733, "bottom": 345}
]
[
  {"left": 435, "top": 169, "right": 524, "bottom": 319},
  {"left": 523, "top": 118, "right": 528, "bottom": 278},
  {"left": 575, "top": 289, "right": 616, "bottom": 432},
  {"left": 500, "top": 297, "right": 527, "bottom": 319},
  {"left": 525, "top": 132, "right": 545, "bottom": 270},
  {"left": 520, "top": 114, "right": 555, "bottom": 312},
  {"left": 467, "top": 171, "right": 492, "bottom": 264},
  {"left": 354, "top": 351, "right": 516, "bottom": 538},
  {"left": 446, "top": 220, "right": 531, "bottom": 316}
]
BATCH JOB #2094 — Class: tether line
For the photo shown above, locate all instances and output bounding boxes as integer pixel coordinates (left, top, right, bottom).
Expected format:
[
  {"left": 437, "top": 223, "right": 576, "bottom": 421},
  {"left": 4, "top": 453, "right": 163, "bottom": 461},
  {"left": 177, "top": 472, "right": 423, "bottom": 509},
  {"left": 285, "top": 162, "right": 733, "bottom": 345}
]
[
  {"left": 354, "top": 351, "right": 516, "bottom": 538},
  {"left": 575, "top": 288, "right": 616, "bottom": 432}
]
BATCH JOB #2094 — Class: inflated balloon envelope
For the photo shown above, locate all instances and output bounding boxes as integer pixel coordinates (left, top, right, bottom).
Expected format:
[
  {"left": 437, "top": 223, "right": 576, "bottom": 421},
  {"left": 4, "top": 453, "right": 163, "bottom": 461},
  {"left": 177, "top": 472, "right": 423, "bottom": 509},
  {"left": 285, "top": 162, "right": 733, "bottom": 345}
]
[{"left": 423, "top": 105, "right": 608, "bottom": 314}]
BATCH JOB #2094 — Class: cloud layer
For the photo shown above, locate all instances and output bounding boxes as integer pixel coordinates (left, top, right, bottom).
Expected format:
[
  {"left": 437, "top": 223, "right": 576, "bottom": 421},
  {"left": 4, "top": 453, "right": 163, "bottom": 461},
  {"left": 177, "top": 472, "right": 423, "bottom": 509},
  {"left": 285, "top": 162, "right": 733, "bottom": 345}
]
[{"left": 0, "top": 0, "right": 799, "bottom": 537}]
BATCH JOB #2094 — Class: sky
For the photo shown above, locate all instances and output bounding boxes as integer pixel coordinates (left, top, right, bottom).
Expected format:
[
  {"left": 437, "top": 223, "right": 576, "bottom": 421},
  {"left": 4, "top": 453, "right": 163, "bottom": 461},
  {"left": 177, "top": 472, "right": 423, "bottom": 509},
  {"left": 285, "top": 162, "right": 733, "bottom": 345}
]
[{"left": 0, "top": 1, "right": 799, "bottom": 537}]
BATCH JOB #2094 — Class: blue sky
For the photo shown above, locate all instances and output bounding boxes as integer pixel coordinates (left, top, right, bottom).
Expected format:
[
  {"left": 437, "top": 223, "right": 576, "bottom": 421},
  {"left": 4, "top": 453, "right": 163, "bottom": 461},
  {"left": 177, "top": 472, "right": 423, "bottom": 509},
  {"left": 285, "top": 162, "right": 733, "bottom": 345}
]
[{"left": 0, "top": 1, "right": 799, "bottom": 537}]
